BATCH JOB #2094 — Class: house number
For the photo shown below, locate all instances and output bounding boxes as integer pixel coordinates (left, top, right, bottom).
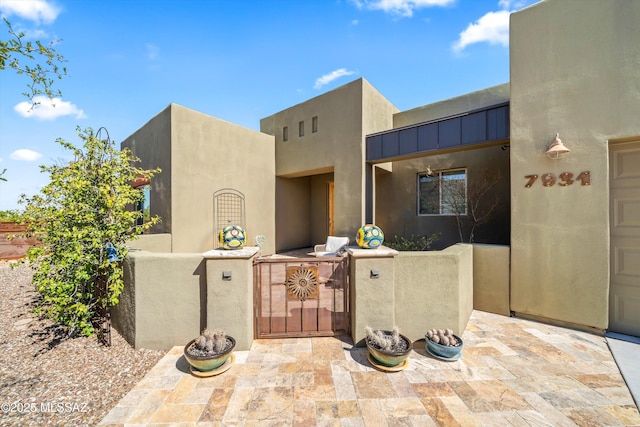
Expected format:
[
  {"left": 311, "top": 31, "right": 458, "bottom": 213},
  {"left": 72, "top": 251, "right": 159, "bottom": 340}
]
[{"left": 524, "top": 171, "right": 591, "bottom": 188}]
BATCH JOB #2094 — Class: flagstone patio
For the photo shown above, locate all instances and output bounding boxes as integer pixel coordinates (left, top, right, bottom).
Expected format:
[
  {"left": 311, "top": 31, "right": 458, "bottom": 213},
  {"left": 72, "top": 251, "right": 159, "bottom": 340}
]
[{"left": 99, "top": 310, "right": 640, "bottom": 426}]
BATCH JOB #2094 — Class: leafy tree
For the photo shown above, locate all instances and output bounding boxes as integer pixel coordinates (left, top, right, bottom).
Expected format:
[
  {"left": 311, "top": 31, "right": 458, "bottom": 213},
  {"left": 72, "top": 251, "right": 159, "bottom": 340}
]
[
  {"left": 19, "top": 127, "right": 161, "bottom": 337},
  {"left": 0, "top": 17, "right": 67, "bottom": 105}
]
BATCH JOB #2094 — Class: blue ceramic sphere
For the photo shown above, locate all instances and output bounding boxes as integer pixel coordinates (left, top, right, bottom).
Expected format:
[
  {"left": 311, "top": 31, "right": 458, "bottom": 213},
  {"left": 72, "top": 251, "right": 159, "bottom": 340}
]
[
  {"left": 356, "top": 224, "right": 384, "bottom": 249},
  {"left": 219, "top": 225, "right": 246, "bottom": 250}
]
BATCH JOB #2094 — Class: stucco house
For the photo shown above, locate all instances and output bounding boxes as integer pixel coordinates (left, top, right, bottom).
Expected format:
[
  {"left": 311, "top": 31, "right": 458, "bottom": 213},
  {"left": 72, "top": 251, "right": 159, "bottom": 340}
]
[{"left": 121, "top": 0, "right": 640, "bottom": 347}]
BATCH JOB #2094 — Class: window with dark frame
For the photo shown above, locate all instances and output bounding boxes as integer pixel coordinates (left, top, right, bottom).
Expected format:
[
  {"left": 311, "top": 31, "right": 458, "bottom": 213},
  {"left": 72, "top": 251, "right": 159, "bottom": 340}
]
[
  {"left": 312, "top": 116, "right": 318, "bottom": 133},
  {"left": 418, "top": 169, "right": 467, "bottom": 216},
  {"left": 283, "top": 126, "right": 288, "bottom": 141},
  {"left": 299, "top": 120, "right": 304, "bottom": 137}
]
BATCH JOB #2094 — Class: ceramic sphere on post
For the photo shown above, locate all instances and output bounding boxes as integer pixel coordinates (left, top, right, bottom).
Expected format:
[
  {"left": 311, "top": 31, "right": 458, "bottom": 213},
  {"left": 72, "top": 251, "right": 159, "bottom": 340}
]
[
  {"left": 356, "top": 224, "right": 384, "bottom": 249},
  {"left": 219, "top": 225, "right": 246, "bottom": 249}
]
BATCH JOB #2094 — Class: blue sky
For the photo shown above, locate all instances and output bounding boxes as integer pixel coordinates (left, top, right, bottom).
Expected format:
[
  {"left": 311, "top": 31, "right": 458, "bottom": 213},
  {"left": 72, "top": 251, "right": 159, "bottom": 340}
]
[{"left": 0, "top": 0, "right": 535, "bottom": 211}]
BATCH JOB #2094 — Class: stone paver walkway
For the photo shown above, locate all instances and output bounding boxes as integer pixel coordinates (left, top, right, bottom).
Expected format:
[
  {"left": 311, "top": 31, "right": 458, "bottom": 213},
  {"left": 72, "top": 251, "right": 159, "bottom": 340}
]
[{"left": 99, "top": 311, "right": 640, "bottom": 426}]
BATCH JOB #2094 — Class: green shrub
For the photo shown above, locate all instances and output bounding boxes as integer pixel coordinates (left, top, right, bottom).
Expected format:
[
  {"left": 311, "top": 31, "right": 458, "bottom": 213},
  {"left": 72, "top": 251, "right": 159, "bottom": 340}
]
[
  {"left": 385, "top": 233, "right": 440, "bottom": 251},
  {"left": 19, "top": 127, "right": 161, "bottom": 338}
]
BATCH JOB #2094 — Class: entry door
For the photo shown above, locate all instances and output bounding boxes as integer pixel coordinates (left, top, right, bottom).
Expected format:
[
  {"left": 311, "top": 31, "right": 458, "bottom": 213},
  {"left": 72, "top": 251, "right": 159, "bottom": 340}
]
[
  {"left": 609, "top": 140, "right": 640, "bottom": 337},
  {"left": 328, "top": 182, "right": 335, "bottom": 236}
]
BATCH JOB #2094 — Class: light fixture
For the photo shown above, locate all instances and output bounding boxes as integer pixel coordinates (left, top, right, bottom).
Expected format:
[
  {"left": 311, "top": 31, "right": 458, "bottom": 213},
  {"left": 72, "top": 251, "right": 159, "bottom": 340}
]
[{"left": 546, "top": 133, "right": 570, "bottom": 159}]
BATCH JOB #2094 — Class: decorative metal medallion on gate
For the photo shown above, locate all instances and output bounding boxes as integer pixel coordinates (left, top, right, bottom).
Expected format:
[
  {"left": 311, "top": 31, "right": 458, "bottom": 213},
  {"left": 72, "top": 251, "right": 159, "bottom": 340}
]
[{"left": 286, "top": 266, "right": 319, "bottom": 301}]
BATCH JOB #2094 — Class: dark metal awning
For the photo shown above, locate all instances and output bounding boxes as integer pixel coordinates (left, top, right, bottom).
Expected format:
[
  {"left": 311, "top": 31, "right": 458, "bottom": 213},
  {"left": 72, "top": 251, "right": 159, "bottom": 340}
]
[{"left": 366, "top": 102, "right": 509, "bottom": 163}]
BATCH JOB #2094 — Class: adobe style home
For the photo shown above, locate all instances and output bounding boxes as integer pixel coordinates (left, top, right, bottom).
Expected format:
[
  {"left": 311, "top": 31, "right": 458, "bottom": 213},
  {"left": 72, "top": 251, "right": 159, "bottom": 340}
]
[{"left": 117, "top": 0, "right": 640, "bottom": 350}]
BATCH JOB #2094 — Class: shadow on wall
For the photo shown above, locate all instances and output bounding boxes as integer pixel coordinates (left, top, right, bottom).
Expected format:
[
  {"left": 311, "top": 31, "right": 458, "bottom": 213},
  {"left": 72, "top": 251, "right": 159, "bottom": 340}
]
[{"left": 194, "top": 259, "right": 207, "bottom": 333}]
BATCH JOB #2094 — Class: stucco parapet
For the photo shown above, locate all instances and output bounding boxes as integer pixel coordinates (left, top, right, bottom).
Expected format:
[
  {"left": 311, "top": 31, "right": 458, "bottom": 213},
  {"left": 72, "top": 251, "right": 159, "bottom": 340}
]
[
  {"left": 346, "top": 245, "right": 398, "bottom": 258},
  {"left": 127, "top": 250, "right": 203, "bottom": 260},
  {"left": 202, "top": 246, "right": 260, "bottom": 259},
  {"left": 395, "top": 243, "right": 472, "bottom": 258}
]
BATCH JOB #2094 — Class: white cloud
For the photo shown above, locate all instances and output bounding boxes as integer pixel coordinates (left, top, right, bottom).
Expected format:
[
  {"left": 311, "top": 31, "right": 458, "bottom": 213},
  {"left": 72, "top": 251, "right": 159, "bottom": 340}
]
[
  {"left": 314, "top": 69, "right": 357, "bottom": 90},
  {"left": 10, "top": 149, "right": 42, "bottom": 162},
  {"left": 14, "top": 96, "right": 87, "bottom": 120},
  {"left": 498, "top": 0, "right": 530, "bottom": 10},
  {"left": 0, "top": 0, "right": 60, "bottom": 24},
  {"left": 353, "top": 0, "right": 455, "bottom": 17},
  {"left": 452, "top": 10, "right": 510, "bottom": 53}
]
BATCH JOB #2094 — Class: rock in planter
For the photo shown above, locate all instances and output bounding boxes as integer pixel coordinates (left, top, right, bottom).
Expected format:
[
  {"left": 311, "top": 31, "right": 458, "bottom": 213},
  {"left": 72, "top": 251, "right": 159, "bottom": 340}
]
[
  {"left": 184, "top": 328, "right": 235, "bottom": 376},
  {"left": 364, "top": 326, "right": 413, "bottom": 370},
  {"left": 425, "top": 328, "right": 463, "bottom": 360}
]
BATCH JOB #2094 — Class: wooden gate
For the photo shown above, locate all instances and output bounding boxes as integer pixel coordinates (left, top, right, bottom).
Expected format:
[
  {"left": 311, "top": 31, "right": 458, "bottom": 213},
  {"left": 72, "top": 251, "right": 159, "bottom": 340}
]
[{"left": 253, "top": 256, "right": 349, "bottom": 338}]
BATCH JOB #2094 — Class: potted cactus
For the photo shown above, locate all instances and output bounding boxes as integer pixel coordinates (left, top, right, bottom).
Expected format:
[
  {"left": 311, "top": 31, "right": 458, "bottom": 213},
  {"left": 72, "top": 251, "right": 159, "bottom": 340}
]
[
  {"left": 425, "top": 328, "right": 463, "bottom": 360},
  {"left": 184, "top": 328, "right": 236, "bottom": 375},
  {"left": 364, "top": 326, "right": 413, "bottom": 370}
]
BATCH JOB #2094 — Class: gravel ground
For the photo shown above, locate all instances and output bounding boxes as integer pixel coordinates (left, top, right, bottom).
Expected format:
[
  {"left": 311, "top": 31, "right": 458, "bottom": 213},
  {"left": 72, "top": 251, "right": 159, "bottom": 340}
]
[{"left": 0, "top": 261, "right": 165, "bottom": 426}]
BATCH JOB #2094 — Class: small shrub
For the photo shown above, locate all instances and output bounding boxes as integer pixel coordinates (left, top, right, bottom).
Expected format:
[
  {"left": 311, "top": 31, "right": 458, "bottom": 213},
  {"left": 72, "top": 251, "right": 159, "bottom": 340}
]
[{"left": 385, "top": 233, "right": 440, "bottom": 251}]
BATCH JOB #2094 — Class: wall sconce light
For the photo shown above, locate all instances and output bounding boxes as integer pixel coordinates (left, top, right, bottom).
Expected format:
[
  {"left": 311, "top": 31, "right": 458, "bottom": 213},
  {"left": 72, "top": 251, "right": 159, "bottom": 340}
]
[{"left": 546, "top": 133, "right": 570, "bottom": 159}]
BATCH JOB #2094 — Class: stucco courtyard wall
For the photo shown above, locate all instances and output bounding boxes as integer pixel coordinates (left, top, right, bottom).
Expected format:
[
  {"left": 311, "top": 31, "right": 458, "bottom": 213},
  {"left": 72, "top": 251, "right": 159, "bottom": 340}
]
[
  {"left": 394, "top": 245, "right": 474, "bottom": 341},
  {"left": 126, "top": 233, "right": 172, "bottom": 253},
  {"left": 112, "top": 249, "right": 259, "bottom": 351},
  {"left": 509, "top": 0, "right": 640, "bottom": 330},
  {"left": 112, "top": 251, "right": 205, "bottom": 350},
  {"left": 116, "top": 244, "right": 488, "bottom": 351},
  {"left": 350, "top": 244, "right": 474, "bottom": 345}
]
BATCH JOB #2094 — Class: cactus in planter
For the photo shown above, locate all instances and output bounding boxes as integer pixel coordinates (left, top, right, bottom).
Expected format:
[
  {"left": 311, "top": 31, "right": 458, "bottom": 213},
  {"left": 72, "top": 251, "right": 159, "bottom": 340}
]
[
  {"left": 425, "top": 328, "right": 460, "bottom": 347},
  {"left": 364, "top": 326, "right": 413, "bottom": 369},
  {"left": 425, "top": 328, "right": 464, "bottom": 360},
  {"left": 190, "top": 328, "right": 230, "bottom": 357},
  {"left": 184, "top": 327, "right": 236, "bottom": 374}
]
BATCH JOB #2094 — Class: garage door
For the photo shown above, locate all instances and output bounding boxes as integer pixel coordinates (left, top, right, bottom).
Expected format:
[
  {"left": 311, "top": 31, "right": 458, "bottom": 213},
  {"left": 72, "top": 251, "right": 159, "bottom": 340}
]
[{"left": 609, "top": 139, "right": 640, "bottom": 337}]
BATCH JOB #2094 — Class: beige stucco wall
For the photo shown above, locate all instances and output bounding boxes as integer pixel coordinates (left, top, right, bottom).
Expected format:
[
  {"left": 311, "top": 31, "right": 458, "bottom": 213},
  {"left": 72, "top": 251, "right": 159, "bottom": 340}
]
[
  {"left": 261, "top": 78, "right": 398, "bottom": 250},
  {"left": 509, "top": 0, "right": 640, "bottom": 330},
  {"left": 171, "top": 105, "right": 276, "bottom": 254},
  {"left": 349, "top": 245, "right": 473, "bottom": 345},
  {"left": 126, "top": 234, "right": 172, "bottom": 253},
  {"left": 375, "top": 145, "right": 510, "bottom": 249},
  {"left": 473, "top": 244, "right": 510, "bottom": 316},
  {"left": 393, "top": 84, "right": 509, "bottom": 128},
  {"left": 394, "top": 245, "right": 474, "bottom": 341},
  {"left": 350, "top": 252, "right": 396, "bottom": 345},
  {"left": 206, "top": 254, "right": 257, "bottom": 351},
  {"left": 122, "top": 107, "right": 173, "bottom": 235},
  {"left": 112, "top": 251, "right": 204, "bottom": 350},
  {"left": 123, "top": 104, "right": 276, "bottom": 255}
]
